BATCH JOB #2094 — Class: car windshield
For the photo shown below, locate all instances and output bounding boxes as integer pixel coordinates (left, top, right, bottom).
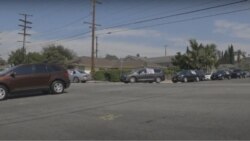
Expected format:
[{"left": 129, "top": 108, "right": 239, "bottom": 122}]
[
  {"left": 205, "top": 72, "right": 212, "bottom": 75},
  {"left": 177, "top": 70, "right": 187, "bottom": 75},
  {"left": 233, "top": 69, "right": 241, "bottom": 72},
  {"left": 130, "top": 69, "right": 140, "bottom": 74},
  {"left": 77, "top": 70, "right": 86, "bottom": 74},
  {"left": 216, "top": 70, "right": 224, "bottom": 73}
]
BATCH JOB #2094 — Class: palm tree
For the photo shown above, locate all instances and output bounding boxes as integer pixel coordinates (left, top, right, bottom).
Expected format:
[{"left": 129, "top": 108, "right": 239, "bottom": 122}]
[{"left": 203, "top": 44, "right": 217, "bottom": 72}]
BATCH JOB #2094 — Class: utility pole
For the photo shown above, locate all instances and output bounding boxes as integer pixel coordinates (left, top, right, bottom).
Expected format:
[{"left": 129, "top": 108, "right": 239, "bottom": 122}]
[
  {"left": 95, "top": 36, "right": 98, "bottom": 59},
  {"left": 18, "top": 13, "right": 32, "bottom": 63},
  {"left": 0, "top": 32, "right": 2, "bottom": 46},
  {"left": 89, "top": 0, "right": 101, "bottom": 76},
  {"left": 164, "top": 45, "right": 167, "bottom": 56}
]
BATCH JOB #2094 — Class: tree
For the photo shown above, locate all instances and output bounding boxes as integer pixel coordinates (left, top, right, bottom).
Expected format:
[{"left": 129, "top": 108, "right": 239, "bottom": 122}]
[
  {"left": 172, "top": 52, "right": 192, "bottom": 69},
  {"left": 235, "top": 49, "right": 246, "bottom": 64},
  {"left": 105, "top": 54, "right": 119, "bottom": 60},
  {"left": 228, "top": 44, "right": 234, "bottom": 64},
  {"left": 42, "top": 44, "right": 76, "bottom": 64},
  {"left": 203, "top": 44, "right": 217, "bottom": 70},
  {"left": 172, "top": 39, "right": 218, "bottom": 71},
  {"left": 26, "top": 52, "right": 45, "bottom": 64},
  {"left": 7, "top": 44, "right": 76, "bottom": 66},
  {"left": 8, "top": 48, "right": 25, "bottom": 65},
  {"left": 0, "top": 57, "right": 6, "bottom": 66}
]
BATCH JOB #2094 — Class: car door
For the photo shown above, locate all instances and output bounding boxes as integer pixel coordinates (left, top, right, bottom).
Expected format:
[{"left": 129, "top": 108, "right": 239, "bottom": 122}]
[
  {"left": 137, "top": 69, "right": 147, "bottom": 81},
  {"left": 190, "top": 70, "right": 197, "bottom": 81},
  {"left": 9, "top": 65, "right": 35, "bottom": 92},
  {"left": 32, "top": 64, "right": 51, "bottom": 89},
  {"left": 146, "top": 68, "right": 156, "bottom": 81},
  {"left": 185, "top": 70, "right": 195, "bottom": 81}
]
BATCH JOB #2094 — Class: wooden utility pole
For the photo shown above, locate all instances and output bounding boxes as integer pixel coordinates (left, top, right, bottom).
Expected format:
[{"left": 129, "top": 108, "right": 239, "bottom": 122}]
[
  {"left": 91, "top": 0, "right": 96, "bottom": 76},
  {"left": 18, "top": 13, "right": 32, "bottom": 63},
  {"left": 89, "top": 0, "right": 101, "bottom": 76},
  {"left": 96, "top": 36, "right": 98, "bottom": 59}
]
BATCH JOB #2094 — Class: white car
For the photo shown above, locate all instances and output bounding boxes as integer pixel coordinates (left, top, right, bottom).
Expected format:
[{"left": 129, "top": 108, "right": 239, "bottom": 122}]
[
  {"left": 68, "top": 69, "right": 90, "bottom": 83},
  {"left": 205, "top": 72, "right": 213, "bottom": 80}
]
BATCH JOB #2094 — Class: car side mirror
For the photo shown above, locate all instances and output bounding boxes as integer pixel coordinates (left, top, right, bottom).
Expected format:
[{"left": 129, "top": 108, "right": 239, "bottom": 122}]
[{"left": 10, "top": 72, "right": 16, "bottom": 78}]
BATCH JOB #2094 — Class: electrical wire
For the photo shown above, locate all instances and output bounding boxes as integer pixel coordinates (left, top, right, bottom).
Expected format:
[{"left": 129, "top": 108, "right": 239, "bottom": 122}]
[
  {"left": 99, "top": 0, "right": 248, "bottom": 30},
  {"left": 30, "top": 0, "right": 249, "bottom": 46},
  {"left": 97, "top": 8, "right": 250, "bottom": 36}
]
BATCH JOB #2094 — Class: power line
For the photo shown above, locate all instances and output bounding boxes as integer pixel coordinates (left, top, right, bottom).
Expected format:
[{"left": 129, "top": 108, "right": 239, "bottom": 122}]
[
  {"left": 99, "top": 0, "right": 248, "bottom": 31},
  {"left": 97, "top": 8, "right": 250, "bottom": 36},
  {"left": 29, "top": 30, "right": 91, "bottom": 46},
  {"left": 33, "top": 7, "right": 250, "bottom": 46},
  {"left": 101, "top": 0, "right": 213, "bottom": 29},
  {"left": 29, "top": 1, "right": 249, "bottom": 46},
  {"left": 98, "top": 0, "right": 174, "bottom": 25},
  {"left": 35, "top": 14, "right": 91, "bottom": 37}
]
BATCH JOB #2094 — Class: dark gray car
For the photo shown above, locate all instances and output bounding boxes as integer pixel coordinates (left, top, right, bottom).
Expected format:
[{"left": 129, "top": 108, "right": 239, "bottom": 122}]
[{"left": 120, "top": 68, "right": 165, "bottom": 83}]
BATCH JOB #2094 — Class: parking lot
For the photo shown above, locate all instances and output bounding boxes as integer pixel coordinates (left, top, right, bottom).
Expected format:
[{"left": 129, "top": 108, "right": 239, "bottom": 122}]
[{"left": 0, "top": 79, "right": 250, "bottom": 140}]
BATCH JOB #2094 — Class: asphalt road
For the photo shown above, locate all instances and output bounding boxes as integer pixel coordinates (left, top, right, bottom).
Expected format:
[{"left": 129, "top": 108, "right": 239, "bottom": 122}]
[{"left": 0, "top": 79, "right": 250, "bottom": 140}]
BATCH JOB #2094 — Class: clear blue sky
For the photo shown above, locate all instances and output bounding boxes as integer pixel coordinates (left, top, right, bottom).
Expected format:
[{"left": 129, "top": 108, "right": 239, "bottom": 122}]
[{"left": 0, "top": 0, "right": 250, "bottom": 59}]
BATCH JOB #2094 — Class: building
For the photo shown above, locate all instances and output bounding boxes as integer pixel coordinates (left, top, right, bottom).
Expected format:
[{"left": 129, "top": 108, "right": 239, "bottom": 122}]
[
  {"left": 70, "top": 56, "right": 173, "bottom": 72},
  {"left": 146, "top": 56, "right": 174, "bottom": 67}
]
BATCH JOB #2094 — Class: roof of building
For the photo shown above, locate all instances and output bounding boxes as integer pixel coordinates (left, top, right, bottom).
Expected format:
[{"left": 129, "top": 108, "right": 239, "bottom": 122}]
[
  {"left": 71, "top": 56, "right": 165, "bottom": 69},
  {"left": 146, "top": 56, "right": 174, "bottom": 64}
]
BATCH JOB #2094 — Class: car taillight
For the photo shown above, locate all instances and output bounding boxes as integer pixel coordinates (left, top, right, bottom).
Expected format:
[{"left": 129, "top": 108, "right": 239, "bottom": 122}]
[{"left": 64, "top": 71, "right": 69, "bottom": 78}]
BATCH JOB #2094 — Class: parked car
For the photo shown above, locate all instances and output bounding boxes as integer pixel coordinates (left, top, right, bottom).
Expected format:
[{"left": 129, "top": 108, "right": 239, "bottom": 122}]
[
  {"left": 68, "top": 69, "right": 90, "bottom": 83},
  {"left": 244, "top": 71, "right": 250, "bottom": 77},
  {"left": 0, "top": 63, "right": 70, "bottom": 100},
  {"left": 231, "top": 69, "right": 246, "bottom": 79},
  {"left": 120, "top": 68, "right": 165, "bottom": 83},
  {"left": 172, "top": 70, "right": 199, "bottom": 83},
  {"left": 195, "top": 70, "right": 205, "bottom": 81},
  {"left": 211, "top": 70, "right": 231, "bottom": 80},
  {"left": 204, "top": 72, "right": 213, "bottom": 80}
]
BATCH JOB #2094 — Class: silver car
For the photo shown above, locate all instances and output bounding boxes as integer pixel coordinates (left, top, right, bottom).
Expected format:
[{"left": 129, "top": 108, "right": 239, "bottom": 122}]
[{"left": 68, "top": 69, "right": 90, "bottom": 83}]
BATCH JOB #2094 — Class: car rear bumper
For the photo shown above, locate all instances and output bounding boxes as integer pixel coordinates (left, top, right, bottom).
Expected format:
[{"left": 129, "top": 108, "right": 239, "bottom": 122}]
[{"left": 65, "top": 80, "right": 71, "bottom": 88}]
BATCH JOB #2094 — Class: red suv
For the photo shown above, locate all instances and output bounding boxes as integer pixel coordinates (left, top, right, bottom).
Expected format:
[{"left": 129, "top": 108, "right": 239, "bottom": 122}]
[{"left": 0, "top": 63, "right": 70, "bottom": 100}]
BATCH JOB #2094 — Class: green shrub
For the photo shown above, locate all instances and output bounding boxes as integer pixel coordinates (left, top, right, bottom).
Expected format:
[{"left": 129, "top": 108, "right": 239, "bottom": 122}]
[
  {"left": 106, "top": 69, "right": 121, "bottom": 82},
  {"left": 94, "top": 69, "right": 121, "bottom": 82},
  {"left": 163, "top": 67, "right": 180, "bottom": 79},
  {"left": 94, "top": 70, "right": 106, "bottom": 81}
]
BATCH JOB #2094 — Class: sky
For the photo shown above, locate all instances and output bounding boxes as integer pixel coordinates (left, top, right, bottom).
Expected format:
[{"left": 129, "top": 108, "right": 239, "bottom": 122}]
[{"left": 0, "top": 0, "right": 250, "bottom": 60}]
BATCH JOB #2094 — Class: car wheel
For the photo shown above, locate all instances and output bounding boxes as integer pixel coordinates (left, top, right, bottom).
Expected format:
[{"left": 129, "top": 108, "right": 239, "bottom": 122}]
[
  {"left": 196, "top": 77, "right": 200, "bottom": 82},
  {"left": 51, "top": 81, "right": 64, "bottom": 94},
  {"left": 129, "top": 77, "right": 136, "bottom": 83},
  {"left": 221, "top": 76, "right": 225, "bottom": 80},
  {"left": 73, "top": 77, "right": 80, "bottom": 83},
  {"left": 155, "top": 77, "right": 161, "bottom": 83},
  {"left": 183, "top": 77, "right": 188, "bottom": 83},
  {"left": 228, "top": 76, "right": 231, "bottom": 80},
  {"left": 0, "top": 85, "right": 8, "bottom": 101}
]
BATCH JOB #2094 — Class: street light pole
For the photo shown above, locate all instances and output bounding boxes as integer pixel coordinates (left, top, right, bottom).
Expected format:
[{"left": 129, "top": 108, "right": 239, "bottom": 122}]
[{"left": 165, "top": 45, "right": 167, "bottom": 56}]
